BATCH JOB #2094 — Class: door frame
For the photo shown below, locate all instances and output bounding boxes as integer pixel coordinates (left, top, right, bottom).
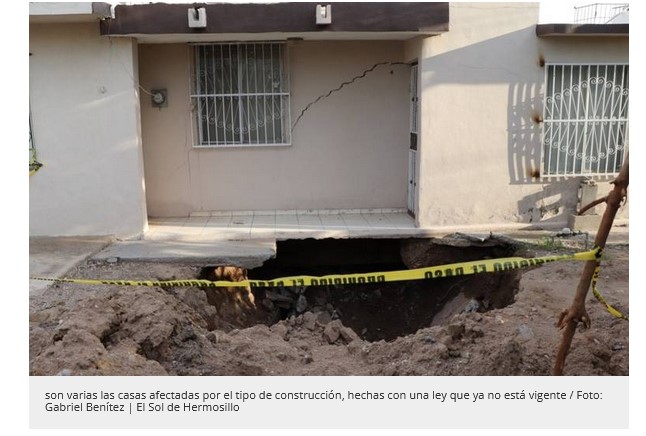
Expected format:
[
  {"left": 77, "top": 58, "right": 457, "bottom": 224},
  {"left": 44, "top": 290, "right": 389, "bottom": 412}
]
[{"left": 407, "top": 62, "right": 419, "bottom": 218}]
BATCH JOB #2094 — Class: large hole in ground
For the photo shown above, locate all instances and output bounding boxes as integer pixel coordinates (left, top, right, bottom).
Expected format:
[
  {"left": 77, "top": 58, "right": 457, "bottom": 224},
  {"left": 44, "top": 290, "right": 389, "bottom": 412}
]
[{"left": 198, "top": 236, "right": 523, "bottom": 342}]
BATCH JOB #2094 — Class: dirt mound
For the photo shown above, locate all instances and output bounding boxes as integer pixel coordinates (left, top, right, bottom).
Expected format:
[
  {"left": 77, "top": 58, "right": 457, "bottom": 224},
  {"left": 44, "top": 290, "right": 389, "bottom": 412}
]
[{"left": 29, "top": 245, "right": 629, "bottom": 376}]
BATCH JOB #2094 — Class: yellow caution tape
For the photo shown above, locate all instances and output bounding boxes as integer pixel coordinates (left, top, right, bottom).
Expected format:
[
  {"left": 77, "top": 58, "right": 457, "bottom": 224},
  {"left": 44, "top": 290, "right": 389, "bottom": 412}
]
[
  {"left": 591, "top": 265, "right": 629, "bottom": 320},
  {"left": 30, "top": 245, "right": 625, "bottom": 320},
  {"left": 31, "top": 247, "right": 600, "bottom": 288}
]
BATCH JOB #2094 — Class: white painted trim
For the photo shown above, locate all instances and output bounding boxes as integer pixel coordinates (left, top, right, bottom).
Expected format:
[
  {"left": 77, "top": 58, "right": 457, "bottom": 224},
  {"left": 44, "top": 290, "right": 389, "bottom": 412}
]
[
  {"left": 30, "top": 2, "right": 94, "bottom": 16},
  {"left": 189, "top": 208, "right": 408, "bottom": 217},
  {"left": 545, "top": 62, "right": 629, "bottom": 66}
]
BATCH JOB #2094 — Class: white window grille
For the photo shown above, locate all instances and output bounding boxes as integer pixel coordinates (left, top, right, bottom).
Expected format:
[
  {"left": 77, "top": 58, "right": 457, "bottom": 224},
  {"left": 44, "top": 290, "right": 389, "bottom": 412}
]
[
  {"left": 542, "top": 64, "right": 628, "bottom": 177},
  {"left": 191, "top": 42, "right": 291, "bottom": 147}
]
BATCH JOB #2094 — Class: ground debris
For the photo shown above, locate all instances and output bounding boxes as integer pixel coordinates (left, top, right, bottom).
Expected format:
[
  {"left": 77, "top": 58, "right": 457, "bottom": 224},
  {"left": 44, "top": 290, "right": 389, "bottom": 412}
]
[{"left": 29, "top": 245, "right": 628, "bottom": 376}]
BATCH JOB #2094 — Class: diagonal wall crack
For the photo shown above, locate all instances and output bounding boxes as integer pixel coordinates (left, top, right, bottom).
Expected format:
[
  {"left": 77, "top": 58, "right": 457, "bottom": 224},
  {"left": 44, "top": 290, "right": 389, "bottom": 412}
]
[{"left": 291, "top": 61, "right": 409, "bottom": 132}]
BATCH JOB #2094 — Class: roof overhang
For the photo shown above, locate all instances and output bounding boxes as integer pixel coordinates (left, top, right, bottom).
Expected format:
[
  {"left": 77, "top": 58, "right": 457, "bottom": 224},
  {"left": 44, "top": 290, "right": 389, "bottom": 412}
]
[
  {"left": 100, "top": 2, "right": 449, "bottom": 42},
  {"left": 29, "top": 2, "right": 112, "bottom": 23},
  {"left": 536, "top": 23, "right": 629, "bottom": 38}
]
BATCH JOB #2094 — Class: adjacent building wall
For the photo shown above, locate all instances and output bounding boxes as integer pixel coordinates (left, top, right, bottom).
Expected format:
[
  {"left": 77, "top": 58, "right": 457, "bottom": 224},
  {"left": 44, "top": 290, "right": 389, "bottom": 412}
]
[
  {"left": 139, "top": 40, "right": 409, "bottom": 217},
  {"left": 29, "top": 23, "right": 147, "bottom": 237},
  {"left": 411, "top": 2, "right": 628, "bottom": 229}
]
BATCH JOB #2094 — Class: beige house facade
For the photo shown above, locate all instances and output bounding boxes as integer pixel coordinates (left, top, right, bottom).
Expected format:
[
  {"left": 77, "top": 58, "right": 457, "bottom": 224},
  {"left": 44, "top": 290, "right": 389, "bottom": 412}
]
[{"left": 29, "top": 2, "right": 629, "bottom": 238}]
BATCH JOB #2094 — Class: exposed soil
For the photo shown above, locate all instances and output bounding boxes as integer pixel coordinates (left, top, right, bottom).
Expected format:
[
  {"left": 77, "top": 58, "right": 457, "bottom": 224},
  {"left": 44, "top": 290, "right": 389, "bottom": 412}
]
[{"left": 29, "top": 239, "right": 628, "bottom": 376}]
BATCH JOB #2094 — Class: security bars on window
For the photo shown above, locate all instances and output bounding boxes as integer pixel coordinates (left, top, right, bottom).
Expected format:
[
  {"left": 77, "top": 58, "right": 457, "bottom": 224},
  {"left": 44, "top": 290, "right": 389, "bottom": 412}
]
[
  {"left": 542, "top": 64, "right": 628, "bottom": 177},
  {"left": 191, "top": 42, "right": 291, "bottom": 147}
]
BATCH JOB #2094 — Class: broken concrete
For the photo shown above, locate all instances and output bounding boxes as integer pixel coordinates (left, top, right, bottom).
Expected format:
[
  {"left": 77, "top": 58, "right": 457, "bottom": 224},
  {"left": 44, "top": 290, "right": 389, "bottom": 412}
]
[
  {"left": 92, "top": 239, "right": 276, "bottom": 268},
  {"left": 29, "top": 236, "right": 113, "bottom": 296}
]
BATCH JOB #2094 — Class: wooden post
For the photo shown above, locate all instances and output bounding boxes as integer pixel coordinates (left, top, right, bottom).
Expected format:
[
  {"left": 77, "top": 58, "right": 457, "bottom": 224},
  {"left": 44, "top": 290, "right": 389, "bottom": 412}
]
[{"left": 553, "top": 154, "right": 628, "bottom": 375}]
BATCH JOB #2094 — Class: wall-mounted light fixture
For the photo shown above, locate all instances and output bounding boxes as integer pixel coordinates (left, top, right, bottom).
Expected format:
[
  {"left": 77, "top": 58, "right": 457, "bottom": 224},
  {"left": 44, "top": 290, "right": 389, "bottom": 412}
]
[
  {"left": 316, "top": 4, "right": 332, "bottom": 25},
  {"left": 188, "top": 7, "right": 207, "bottom": 28},
  {"left": 151, "top": 89, "right": 167, "bottom": 108}
]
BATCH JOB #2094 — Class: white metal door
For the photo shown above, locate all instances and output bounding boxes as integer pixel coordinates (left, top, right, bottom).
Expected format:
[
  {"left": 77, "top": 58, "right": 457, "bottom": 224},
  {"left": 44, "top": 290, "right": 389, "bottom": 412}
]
[
  {"left": 408, "top": 148, "right": 416, "bottom": 215},
  {"left": 407, "top": 64, "right": 418, "bottom": 216}
]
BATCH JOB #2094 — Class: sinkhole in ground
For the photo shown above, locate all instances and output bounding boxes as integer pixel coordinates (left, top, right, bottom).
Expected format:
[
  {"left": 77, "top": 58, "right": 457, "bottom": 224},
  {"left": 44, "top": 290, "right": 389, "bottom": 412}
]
[{"left": 199, "top": 236, "right": 524, "bottom": 342}]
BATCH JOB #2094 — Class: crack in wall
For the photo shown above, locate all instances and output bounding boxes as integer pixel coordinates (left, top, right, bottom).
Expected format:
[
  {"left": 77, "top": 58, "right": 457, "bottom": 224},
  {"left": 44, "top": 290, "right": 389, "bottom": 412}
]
[{"left": 291, "top": 61, "right": 409, "bottom": 132}]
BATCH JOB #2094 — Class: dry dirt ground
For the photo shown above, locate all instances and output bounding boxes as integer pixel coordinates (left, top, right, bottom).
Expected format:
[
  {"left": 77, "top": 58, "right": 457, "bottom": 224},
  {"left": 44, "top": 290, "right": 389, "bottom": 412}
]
[{"left": 29, "top": 241, "right": 628, "bottom": 376}]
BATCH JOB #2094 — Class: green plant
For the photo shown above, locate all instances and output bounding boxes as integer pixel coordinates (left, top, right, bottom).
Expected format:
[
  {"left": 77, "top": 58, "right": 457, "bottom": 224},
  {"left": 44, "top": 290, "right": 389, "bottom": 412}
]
[{"left": 536, "top": 236, "right": 564, "bottom": 250}]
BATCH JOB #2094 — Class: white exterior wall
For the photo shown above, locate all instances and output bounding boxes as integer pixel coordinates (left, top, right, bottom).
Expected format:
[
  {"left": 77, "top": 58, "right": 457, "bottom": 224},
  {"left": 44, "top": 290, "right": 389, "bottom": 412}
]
[
  {"left": 29, "top": 23, "right": 147, "bottom": 237},
  {"left": 139, "top": 41, "right": 409, "bottom": 217},
  {"left": 410, "top": 3, "right": 628, "bottom": 229}
]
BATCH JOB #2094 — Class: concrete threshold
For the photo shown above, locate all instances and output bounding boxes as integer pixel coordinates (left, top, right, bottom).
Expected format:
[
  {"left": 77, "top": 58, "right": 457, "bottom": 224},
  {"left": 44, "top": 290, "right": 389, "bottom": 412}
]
[{"left": 92, "top": 239, "right": 277, "bottom": 269}]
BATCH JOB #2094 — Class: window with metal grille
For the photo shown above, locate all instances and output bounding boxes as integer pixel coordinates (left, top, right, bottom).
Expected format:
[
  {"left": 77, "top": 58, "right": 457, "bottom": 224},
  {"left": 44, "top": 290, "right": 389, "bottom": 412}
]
[
  {"left": 191, "top": 42, "right": 291, "bottom": 147},
  {"left": 542, "top": 64, "right": 628, "bottom": 177}
]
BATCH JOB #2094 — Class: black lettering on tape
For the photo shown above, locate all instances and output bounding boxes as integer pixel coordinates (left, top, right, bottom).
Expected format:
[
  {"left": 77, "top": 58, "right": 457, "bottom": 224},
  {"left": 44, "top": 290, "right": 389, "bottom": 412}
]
[{"left": 36, "top": 248, "right": 597, "bottom": 290}]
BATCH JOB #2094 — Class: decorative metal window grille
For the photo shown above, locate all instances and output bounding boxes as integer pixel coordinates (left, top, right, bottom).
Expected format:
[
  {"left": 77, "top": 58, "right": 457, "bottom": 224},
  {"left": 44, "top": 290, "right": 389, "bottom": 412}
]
[
  {"left": 542, "top": 64, "right": 628, "bottom": 177},
  {"left": 191, "top": 42, "right": 291, "bottom": 147}
]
